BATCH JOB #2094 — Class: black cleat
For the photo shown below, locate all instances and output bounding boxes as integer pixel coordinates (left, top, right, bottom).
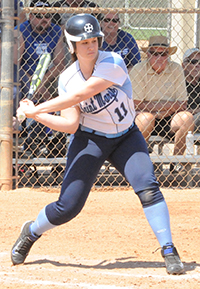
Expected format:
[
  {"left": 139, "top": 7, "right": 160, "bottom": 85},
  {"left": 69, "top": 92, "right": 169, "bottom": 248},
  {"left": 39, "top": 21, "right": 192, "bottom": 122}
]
[
  {"left": 161, "top": 244, "right": 184, "bottom": 275},
  {"left": 11, "top": 221, "right": 39, "bottom": 265}
]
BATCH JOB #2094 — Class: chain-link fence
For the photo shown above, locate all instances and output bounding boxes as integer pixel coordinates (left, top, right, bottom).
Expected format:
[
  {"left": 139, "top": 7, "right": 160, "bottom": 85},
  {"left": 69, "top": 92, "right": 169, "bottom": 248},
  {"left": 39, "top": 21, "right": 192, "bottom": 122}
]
[{"left": 9, "top": 1, "right": 200, "bottom": 188}]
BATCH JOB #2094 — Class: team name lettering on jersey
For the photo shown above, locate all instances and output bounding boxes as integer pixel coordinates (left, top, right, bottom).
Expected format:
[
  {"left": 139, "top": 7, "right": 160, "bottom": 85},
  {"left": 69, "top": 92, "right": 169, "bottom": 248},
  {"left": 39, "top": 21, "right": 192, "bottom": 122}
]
[{"left": 80, "top": 88, "right": 118, "bottom": 114}]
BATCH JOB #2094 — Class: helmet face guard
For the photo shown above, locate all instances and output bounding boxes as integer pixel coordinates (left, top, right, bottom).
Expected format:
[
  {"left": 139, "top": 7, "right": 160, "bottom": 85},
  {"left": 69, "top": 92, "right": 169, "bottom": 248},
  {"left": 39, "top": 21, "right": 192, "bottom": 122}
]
[{"left": 64, "top": 13, "right": 104, "bottom": 54}]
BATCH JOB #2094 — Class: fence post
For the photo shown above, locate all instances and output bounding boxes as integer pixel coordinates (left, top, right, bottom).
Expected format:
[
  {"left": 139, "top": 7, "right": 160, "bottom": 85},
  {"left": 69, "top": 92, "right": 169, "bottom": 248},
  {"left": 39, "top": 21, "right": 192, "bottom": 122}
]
[
  {"left": 0, "top": 0, "right": 14, "bottom": 191},
  {"left": 171, "top": 0, "right": 196, "bottom": 64}
]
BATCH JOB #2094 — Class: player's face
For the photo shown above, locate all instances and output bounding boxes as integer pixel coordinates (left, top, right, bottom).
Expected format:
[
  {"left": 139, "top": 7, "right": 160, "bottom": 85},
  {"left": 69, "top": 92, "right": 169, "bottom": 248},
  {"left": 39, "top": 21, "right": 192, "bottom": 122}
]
[
  {"left": 76, "top": 37, "right": 99, "bottom": 61},
  {"left": 147, "top": 47, "right": 169, "bottom": 73},
  {"left": 30, "top": 12, "right": 51, "bottom": 33},
  {"left": 101, "top": 13, "right": 120, "bottom": 36},
  {"left": 184, "top": 52, "right": 200, "bottom": 80}
]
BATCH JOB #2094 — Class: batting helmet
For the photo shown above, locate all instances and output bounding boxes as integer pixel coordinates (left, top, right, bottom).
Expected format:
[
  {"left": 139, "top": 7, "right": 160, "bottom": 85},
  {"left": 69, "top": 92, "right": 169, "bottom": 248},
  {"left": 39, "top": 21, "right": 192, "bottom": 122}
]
[{"left": 64, "top": 13, "right": 104, "bottom": 54}]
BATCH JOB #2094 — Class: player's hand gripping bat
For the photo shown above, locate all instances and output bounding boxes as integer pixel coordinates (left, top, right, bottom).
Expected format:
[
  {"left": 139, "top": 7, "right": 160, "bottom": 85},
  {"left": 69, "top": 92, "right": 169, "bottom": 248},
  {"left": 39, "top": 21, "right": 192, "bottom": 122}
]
[{"left": 17, "top": 52, "right": 51, "bottom": 122}]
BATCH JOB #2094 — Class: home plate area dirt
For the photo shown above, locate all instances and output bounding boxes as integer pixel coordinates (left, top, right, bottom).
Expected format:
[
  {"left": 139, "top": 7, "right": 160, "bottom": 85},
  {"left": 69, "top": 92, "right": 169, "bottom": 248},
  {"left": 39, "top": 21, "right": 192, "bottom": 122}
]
[{"left": 0, "top": 187, "right": 200, "bottom": 289}]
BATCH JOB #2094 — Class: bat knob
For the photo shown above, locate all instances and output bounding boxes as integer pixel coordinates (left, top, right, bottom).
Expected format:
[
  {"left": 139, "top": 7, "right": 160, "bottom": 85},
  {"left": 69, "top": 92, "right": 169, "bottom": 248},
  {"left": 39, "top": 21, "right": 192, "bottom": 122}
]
[{"left": 17, "top": 108, "right": 26, "bottom": 123}]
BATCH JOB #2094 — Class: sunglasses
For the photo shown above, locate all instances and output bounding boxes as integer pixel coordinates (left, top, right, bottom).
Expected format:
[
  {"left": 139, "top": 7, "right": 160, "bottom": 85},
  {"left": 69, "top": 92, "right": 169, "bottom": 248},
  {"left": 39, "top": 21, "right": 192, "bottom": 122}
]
[
  {"left": 187, "top": 59, "right": 200, "bottom": 65},
  {"left": 103, "top": 18, "right": 120, "bottom": 23},
  {"left": 148, "top": 50, "right": 169, "bottom": 57},
  {"left": 34, "top": 13, "right": 51, "bottom": 19}
]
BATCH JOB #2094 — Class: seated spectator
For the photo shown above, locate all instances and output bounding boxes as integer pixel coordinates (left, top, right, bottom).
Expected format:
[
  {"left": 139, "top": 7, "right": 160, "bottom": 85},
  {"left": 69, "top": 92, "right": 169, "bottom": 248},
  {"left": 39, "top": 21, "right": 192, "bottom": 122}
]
[
  {"left": 182, "top": 48, "right": 200, "bottom": 133},
  {"left": 13, "top": 0, "right": 66, "bottom": 157},
  {"left": 101, "top": 12, "right": 141, "bottom": 72},
  {"left": 14, "top": 0, "right": 65, "bottom": 102},
  {"left": 129, "top": 35, "right": 194, "bottom": 174}
]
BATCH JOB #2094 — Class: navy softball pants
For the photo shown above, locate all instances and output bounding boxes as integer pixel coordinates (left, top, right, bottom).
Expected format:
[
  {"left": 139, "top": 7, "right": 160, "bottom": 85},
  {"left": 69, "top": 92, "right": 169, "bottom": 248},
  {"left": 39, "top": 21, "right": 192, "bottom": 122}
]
[{"left": 46, "top": 124, "right": 162, "bottom": 225}]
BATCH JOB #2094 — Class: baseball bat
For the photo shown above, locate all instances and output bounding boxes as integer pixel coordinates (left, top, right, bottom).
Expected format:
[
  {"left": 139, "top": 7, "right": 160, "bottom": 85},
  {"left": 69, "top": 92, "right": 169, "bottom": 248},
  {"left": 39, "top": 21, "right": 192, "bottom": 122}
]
[{"left": 17, "top": 52, "right": 51, "bottom": 122}]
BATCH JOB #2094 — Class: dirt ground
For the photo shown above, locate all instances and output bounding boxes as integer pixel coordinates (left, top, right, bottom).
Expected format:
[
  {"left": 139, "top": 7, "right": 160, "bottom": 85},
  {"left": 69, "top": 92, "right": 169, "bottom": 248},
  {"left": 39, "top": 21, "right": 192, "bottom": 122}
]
[{"left": 0, "top": 187, "right": 200, "bottom": 289}]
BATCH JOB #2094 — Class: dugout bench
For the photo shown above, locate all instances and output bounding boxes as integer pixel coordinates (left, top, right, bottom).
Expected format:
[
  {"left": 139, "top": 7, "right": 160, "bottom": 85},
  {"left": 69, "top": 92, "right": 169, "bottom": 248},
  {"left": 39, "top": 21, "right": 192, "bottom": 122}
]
[
  {"left": 148, "top": 134, "right": 200, "bottom": 187},
  {"left": 12, "top": 134, "right": 200, "bottom": 188}
]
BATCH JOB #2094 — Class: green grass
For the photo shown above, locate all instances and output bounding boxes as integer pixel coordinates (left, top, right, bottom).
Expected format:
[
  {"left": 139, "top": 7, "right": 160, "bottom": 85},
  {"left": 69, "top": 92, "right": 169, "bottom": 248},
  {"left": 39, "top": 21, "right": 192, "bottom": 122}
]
[{"left": 123, "top": 27, "right": 168, "bottom": 40}]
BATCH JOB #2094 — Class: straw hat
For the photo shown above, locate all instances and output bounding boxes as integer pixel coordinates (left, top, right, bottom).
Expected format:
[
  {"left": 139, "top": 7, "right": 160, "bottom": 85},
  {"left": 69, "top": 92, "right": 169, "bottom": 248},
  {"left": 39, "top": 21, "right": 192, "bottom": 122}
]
[
  {"left": 141, "top": 35, "right": 177, "bottom": 55},
  {"left": 183, "top": 48, "right": 200, "bottom": 62}
]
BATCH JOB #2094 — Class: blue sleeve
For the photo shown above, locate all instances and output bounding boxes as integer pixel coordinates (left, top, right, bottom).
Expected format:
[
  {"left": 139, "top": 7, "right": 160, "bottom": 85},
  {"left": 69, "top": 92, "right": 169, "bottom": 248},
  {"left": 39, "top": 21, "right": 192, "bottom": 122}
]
[
  {"left": 120, "top": 30, "right": 141, "bottom": 66},
  {"left": 14, "top": 0, "right": 24, "bottom": 9},
  {"left": 123, "top": 32, "right": 141, "bottom": 67}
]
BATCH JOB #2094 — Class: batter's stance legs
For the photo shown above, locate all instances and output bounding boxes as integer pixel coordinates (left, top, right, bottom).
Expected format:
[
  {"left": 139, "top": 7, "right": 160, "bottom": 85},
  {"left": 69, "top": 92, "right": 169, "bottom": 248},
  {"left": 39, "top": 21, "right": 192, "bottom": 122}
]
[{"left": 11, "top": 201, "right": 184, "bottom": 274}]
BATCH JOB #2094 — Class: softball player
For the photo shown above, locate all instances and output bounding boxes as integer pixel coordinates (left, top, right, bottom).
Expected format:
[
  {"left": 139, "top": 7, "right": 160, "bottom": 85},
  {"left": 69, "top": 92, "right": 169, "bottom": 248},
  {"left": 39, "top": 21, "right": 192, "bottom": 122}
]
[{"left": 11, "top": 14, "right": 184, "bottom": 275}]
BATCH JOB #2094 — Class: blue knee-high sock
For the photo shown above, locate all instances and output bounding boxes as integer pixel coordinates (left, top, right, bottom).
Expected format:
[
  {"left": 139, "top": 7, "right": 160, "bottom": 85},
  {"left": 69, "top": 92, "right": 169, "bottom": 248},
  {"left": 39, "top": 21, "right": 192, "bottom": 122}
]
[
  {"left": 30, "top": 207, "right": 56, "bottom": 237},
  {"left": 143, "top": 200, "right": 172, "bottom": 247}
]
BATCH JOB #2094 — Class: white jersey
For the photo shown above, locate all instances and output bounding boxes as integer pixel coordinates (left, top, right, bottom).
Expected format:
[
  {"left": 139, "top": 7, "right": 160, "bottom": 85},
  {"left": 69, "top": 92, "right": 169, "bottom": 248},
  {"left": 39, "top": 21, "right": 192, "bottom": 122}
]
[{"left": 58, "top": 50, "right": 135, "bottom": 134}]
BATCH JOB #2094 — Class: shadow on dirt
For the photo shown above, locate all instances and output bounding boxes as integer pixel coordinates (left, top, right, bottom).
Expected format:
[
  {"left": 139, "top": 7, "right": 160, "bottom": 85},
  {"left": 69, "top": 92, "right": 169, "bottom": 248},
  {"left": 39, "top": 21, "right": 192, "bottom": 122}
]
[{"left": 25, "top": 257, "right": 199, "bottom": 274}]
